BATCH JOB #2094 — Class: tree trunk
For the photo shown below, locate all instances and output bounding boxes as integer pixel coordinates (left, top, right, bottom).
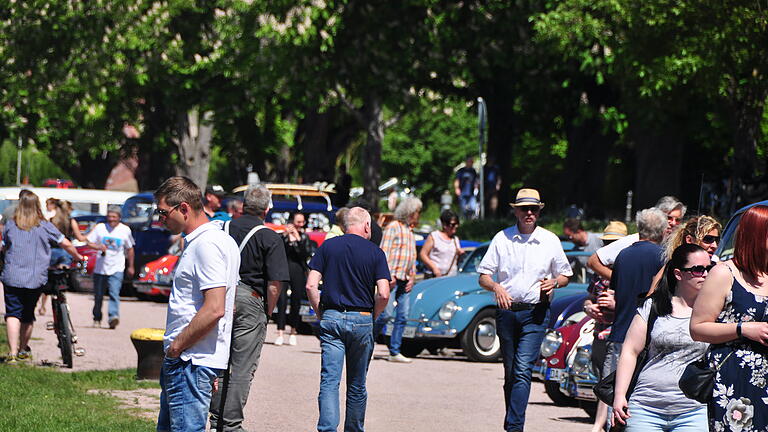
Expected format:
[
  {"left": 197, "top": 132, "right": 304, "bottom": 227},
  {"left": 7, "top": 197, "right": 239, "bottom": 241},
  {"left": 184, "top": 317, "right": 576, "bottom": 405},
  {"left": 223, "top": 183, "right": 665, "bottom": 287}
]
[
  {"left": 297, "top": 106, "right": 360, "bottom": 184},
  {"left": 484, "top": 91, "right": 517, "bottom": 218},
  {"left": 631, "top": 122, "right": 684, "bottom": 210},
  {"left": 361, "top": 96, "right": 384, "bottom": 212},
  {"left": 173, "top": 108, "right": 213, "bottom": 190},
  {"left": 731, "top": 87, "right": 767, "bottom": 181}
]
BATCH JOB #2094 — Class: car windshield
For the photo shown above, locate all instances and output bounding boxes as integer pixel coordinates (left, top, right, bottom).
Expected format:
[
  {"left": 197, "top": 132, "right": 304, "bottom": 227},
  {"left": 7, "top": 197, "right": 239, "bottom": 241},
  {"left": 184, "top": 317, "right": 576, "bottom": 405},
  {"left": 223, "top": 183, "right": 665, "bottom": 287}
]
[
  {"left": 717, "top": 213, "right": 741, "bottom": 261},
  {"left": 460, "top": 245, "right": 488, "bottom": 273},
  {"left": 122, "top": 196, "right": 155, "bottom": 226}
]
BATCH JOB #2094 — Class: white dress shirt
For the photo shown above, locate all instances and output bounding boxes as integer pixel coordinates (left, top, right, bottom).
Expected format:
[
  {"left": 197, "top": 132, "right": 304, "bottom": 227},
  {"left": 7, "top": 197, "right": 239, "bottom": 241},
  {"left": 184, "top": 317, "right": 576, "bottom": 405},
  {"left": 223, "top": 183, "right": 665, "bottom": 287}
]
[{"left": 478, "top": 225, "right": 573, "bottom": 304}]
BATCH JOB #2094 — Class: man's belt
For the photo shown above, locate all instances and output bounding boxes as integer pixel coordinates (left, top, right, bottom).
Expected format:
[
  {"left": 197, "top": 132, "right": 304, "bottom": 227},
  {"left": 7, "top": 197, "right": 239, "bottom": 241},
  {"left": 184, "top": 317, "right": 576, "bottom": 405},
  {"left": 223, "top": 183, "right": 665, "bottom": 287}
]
[
  {"left": 507, "top": 302, "right": 541, "bottom": 311},
  {"left": 322, "top": 304, "right": 374, "bottom": 313}
]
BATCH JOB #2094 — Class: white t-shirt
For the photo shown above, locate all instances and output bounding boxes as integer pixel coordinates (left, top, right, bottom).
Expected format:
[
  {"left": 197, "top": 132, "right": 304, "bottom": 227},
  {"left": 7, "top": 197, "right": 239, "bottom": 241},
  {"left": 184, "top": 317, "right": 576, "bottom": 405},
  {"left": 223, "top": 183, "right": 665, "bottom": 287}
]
[
  {"left": 595, "top": 233, "right": 640, "bottom": 267},
  {"left": 87, "top": 222, "right": 135, "bottom": 275},
  {"left": 477, "top": 225, "right": 573, "bottom": 304},
  {"left": 164, "top": 222, "right": 240, "bottom": 369}
]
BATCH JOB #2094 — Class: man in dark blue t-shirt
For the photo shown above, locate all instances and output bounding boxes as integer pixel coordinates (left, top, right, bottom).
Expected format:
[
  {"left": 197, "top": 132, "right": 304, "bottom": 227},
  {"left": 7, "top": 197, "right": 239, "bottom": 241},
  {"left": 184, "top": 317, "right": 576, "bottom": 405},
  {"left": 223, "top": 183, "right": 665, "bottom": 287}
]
[
  {"left": 454, "top": 156, "right": 478, "bottom": 219},
  {"left": 602, "top": 208, "right": 667, "bottom": 426},
  {"left": 306, "top": 207, "right": 391, "bottom": 432}
]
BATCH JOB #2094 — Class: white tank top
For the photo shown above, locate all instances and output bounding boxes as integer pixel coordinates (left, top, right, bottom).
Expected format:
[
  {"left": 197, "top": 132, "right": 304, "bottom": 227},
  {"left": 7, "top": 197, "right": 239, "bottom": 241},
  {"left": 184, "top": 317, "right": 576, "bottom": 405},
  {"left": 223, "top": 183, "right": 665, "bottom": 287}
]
[{"left": 428, "top": 231, "right": 460, "bottom": 276}]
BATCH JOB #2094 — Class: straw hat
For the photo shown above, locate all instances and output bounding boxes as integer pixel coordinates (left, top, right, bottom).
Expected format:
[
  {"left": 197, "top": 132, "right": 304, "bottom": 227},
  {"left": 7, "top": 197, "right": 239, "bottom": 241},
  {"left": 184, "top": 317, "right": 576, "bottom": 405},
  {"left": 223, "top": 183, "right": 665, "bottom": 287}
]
[
  {"left": 601, "top": 221, "right": 628, "bottom": 240},
  {"left": 510, "top": 188, "right": 545, "bottom": 208}
]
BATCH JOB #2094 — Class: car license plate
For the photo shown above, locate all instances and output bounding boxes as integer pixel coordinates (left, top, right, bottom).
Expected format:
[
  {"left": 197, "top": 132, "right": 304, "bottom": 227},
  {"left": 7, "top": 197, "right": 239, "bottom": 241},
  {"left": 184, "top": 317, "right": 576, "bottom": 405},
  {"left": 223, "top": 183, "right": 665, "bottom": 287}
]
[
  {"left": 403, "top": 326, "right": 417, "bottom": 338},
  {"left": 547, "top": 368, "right": 567, "bottom": 382},
  {"left": 384, "top": 324, "right": 416, "bottom": 338}
]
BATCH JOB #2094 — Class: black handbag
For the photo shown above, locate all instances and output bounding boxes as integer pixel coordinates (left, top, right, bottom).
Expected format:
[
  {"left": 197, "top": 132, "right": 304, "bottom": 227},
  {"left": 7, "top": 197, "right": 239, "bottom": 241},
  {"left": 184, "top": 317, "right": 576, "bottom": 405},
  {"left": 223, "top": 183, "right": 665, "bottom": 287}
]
[
  {"left": 593, "top": 308, "right": 658, "bottom": 406},
  {"left": 679, "top": 349, "right": 734, "bottom": 403}
]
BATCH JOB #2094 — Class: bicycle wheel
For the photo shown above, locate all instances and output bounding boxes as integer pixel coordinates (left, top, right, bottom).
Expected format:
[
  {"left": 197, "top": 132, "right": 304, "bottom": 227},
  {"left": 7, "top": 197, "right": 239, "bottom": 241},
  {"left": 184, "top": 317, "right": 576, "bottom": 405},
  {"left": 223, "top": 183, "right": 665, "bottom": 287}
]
[{"left": 57, "top": 302, "right": 74, "bottom": 368}]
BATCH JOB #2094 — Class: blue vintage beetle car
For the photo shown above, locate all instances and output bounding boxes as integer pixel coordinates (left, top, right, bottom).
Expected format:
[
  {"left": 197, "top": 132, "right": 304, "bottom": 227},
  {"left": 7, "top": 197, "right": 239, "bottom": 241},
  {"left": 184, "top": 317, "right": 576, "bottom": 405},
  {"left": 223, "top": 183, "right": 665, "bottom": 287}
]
[{"left": 383, "top": 243, "right": 592, "bottom": 362}]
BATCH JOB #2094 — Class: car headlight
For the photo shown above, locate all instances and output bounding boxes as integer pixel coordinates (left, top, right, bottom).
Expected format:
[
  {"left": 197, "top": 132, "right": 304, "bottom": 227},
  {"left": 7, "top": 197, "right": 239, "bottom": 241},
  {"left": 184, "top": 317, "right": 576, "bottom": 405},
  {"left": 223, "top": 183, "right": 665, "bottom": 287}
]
[
  {"left": 438, "top": 300, "right": 459, "bottom": 321},
  {"left": 155, "top": 268, "right": 174, "bottom": 284},
  {"left": 539, "top": 330, "right": 563, "bottom": 358},
  {"left": 572, "top": 346, "right": 592, "bottom": 374}
]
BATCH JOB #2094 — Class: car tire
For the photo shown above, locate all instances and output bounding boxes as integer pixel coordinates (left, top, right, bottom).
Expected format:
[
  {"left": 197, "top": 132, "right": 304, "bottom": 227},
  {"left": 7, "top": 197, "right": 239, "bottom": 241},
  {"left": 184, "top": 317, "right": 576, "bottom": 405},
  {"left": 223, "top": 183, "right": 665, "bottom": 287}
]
[
  {"left": 544, "top": 380, "right": 578, "bottom": 407},
  {"left": 399, "top": 341, "right": 424, "bottom": 358},
  {"left": 460, "top": 308, "right": 501, "bottom": 362}
]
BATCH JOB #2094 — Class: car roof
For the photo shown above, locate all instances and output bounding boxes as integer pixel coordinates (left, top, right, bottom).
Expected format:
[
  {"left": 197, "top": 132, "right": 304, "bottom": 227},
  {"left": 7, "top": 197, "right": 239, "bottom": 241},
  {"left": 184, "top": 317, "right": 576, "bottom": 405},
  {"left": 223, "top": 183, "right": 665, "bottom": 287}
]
[{"left": 733, "top": 199, "right": 768, "bottom": 216}]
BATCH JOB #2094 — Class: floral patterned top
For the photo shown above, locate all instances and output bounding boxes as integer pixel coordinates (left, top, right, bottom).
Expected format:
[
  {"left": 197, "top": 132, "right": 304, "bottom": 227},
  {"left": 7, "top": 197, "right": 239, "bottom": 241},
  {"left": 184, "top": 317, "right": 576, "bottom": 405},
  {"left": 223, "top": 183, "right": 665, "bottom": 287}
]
[{"left": 710, "top": 278, "right": 768, "bottom": 432}]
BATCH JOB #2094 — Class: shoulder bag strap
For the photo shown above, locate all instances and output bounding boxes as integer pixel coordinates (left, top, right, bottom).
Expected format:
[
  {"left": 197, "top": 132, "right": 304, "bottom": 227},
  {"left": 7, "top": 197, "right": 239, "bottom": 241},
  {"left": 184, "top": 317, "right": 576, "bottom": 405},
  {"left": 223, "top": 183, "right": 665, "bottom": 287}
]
[
  {"left": 446, "top": 236, "right": 460, "bottom": 274},
  {"left": 238, "top": 224, "right": 267, "bottom": 253}
]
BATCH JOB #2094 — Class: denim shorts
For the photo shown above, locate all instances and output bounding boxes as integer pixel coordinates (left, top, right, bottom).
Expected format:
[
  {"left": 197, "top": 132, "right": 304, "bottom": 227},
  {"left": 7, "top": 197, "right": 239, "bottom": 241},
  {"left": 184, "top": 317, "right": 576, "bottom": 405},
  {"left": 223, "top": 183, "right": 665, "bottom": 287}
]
[{"left": 3, "top": 285, "right": 43, "bottom": 323}]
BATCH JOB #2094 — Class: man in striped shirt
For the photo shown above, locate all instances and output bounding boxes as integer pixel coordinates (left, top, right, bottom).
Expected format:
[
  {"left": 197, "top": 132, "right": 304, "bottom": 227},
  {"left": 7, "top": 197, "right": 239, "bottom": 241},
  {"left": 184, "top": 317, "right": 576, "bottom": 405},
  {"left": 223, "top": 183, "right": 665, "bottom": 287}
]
[{"left": 375, "top": 197, "right": 422, "bottom": 363}]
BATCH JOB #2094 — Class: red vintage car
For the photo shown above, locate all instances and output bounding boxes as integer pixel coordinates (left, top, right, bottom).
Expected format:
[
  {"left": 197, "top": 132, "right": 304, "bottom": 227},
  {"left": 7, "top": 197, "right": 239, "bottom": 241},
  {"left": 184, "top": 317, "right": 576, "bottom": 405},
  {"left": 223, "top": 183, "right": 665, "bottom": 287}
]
[
  {"left": 538, "top": 315, "right": 595, "bottom": 407},
  {"left": 132, "top": 222, "right": 327, "bottom": 300}
]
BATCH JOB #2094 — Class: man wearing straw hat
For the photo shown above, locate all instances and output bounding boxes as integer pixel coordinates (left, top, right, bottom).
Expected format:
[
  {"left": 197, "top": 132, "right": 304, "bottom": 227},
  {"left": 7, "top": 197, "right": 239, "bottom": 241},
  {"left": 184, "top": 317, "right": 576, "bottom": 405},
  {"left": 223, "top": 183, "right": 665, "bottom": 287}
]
[{"left": 478, "top": 188, "right": 573, "bottom": 432}]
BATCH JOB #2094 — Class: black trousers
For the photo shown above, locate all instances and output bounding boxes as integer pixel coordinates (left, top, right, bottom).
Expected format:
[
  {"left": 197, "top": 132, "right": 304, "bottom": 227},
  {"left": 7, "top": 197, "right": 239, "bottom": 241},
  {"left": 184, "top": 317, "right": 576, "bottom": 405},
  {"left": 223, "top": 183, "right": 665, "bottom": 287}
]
[{"left": 276, "top": 261, "right": 307, "bottom": 330}]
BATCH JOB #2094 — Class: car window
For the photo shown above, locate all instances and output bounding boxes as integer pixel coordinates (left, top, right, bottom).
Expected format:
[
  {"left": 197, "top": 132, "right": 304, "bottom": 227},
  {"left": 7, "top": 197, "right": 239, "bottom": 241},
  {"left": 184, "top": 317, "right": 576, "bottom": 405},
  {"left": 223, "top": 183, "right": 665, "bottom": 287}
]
[
  {"left": 123, "top": 196, "right": 155, "bottom": 226},
  {"left": 717, "top": 213, "right": 741, "bottom": 261},
  {"left": 460, "top": 245, "right": 488, "bottom": 273}
]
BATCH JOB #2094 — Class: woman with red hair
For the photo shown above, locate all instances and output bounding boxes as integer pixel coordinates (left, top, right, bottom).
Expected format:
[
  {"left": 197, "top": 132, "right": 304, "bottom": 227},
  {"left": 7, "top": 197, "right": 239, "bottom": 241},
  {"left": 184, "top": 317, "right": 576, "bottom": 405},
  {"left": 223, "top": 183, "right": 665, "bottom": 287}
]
[{"left": 691, "top": 205, "right": 768, "bottom": 431}]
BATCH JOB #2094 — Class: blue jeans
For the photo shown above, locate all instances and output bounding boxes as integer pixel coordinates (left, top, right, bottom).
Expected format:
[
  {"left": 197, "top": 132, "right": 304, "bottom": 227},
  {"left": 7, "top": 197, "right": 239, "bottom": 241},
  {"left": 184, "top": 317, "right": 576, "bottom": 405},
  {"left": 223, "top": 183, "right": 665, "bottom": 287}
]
[
  {"left": 157, "top": 357, "right": 220, "bottom": 432},
  {"left": 92, "top": 272, "right": 123, "bottom": 322},
  {"left": 317, "top": 309, "right": 374, "bottom": 432},
  {"left": 496, "top": 305, "right": 550, "bottom": 432},
  {"left": 625, "top": 403, "right": 708, "bottom": 432},
  {"left": 374, "top": 279, "right": 409, "bottom": 355},
  {"left": 459, "top": 194, "right": 477, "bottom": 219}
]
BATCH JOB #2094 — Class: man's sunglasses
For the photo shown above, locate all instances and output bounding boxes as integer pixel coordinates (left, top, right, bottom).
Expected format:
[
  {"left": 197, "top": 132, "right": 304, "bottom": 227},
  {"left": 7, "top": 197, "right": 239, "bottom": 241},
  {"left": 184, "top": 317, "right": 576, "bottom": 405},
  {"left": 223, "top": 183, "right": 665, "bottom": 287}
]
[
  {"left": 701, "top": 235, "right": 720, "bottom": 244},
  {"left": 447, "top": 221, "right": 460, "bottom": 228},
  {"left": 155, "top": 203, "right": 180, "bottom": 218},
  {"left": 681, "top": 264, "right": 715, "bottom": 277},
  {"left": 517, "top": 205, "right": 540, "bottom": 214}
]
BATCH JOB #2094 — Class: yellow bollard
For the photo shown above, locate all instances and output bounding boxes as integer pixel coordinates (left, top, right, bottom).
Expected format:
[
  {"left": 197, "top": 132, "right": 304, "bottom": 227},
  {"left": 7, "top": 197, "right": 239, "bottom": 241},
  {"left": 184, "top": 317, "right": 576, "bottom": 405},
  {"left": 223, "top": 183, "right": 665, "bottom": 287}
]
[{"left": 130, "top": 328, "right": 165, "bottom": 380}]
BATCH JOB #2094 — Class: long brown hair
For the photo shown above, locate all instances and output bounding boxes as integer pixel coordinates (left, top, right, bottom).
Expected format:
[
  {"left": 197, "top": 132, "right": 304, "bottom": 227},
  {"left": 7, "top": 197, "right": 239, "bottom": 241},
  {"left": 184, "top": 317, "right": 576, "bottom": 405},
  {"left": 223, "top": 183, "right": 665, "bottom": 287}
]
[
  {"left": 50, "top": 199, "right": 73, "bottom": 238},
  {"left": 14, "top": 190, "right": 45, "bottom": 231},
  {"left": 733, "top": 205, "right": 768, "bottom": 281}
]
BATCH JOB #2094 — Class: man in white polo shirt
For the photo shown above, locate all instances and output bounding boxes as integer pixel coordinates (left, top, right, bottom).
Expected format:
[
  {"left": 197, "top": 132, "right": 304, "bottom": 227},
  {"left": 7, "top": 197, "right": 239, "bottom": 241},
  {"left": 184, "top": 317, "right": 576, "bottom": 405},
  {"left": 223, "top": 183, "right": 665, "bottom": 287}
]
[
  {"left": 478, "top": 188, "right": 573, "bottom": 432},
  {"left": 153, "top": 177, "right": 240, "bottom": 432}
]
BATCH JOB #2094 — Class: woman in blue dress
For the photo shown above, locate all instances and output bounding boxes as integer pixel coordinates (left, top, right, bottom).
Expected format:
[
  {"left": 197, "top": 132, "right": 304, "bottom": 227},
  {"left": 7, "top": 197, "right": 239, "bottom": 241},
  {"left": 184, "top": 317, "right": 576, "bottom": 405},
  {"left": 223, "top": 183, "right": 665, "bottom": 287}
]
[{"left": 691, "top": 204, "right": 768, "bottom": 432}]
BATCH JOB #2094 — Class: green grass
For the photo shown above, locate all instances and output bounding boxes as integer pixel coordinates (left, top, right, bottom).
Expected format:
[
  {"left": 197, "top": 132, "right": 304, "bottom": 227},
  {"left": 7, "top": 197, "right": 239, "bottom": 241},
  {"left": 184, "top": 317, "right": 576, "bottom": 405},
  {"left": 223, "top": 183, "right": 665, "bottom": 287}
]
[{"left": 0, "top": 324, "right": 159, "bottom": 431}]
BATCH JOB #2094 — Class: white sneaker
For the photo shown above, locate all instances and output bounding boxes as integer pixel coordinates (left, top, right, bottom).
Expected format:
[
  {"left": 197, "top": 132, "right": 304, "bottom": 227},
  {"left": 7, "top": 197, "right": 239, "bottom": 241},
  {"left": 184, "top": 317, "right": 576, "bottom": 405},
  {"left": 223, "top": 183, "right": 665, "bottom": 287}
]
[
  {"left": 288, "top": 334, "right": 298, "bottom": 346},
  {"left": 274, "top": 335, "right": 284, "bottom": 346},
  {"left": 388, "top": 353, "right": 413, "bottom": 363}
]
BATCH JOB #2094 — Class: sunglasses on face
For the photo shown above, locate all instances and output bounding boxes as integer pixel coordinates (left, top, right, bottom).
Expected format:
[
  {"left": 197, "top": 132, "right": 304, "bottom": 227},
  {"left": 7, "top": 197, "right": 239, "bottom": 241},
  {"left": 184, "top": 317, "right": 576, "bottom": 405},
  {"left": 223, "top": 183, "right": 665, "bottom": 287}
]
[
  {"left": 701, "top": 235, "right": 720, "bottom": 244},
  {"left": 518, "top": 206, "right": 540, "bottom": 214},
  {"left": 446, "top": 221, "right": 460, "bottom": 228},
  {"left": 680, "top": 264, "right": 715, "bottom": 277},
  {"left": 667, "top": 215, "right": 682, "bottom": 224},
  {"left": 155, "top": 203, "right": 181, "bottom": 218}
]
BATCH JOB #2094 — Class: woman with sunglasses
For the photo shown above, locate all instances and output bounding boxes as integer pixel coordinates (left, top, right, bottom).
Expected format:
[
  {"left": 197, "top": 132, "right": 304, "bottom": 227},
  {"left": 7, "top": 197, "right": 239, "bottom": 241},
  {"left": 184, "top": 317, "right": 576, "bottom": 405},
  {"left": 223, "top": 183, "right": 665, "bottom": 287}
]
[
  {"left": 419, "top": 210, "right": 464, "bottom": 278},
  {"left": 612, "top": 243, "right": 711, "bottom": 431},
  {"left": 691, "top": 205, "right": 768, "bottom": 432},
  {"left": 663, "top": 215, "right": 721, "bottom": 260}
]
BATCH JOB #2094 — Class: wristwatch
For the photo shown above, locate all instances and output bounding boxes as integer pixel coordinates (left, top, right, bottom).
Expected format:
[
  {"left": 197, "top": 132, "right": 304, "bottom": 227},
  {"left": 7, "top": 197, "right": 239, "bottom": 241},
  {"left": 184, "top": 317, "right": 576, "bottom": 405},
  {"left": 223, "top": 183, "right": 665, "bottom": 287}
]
[
  {"left": 554, "top": 280, "right": 560, "bottom": 289},
  {"left": 736, "top": 321, "right": 743, "bottom": 339}
]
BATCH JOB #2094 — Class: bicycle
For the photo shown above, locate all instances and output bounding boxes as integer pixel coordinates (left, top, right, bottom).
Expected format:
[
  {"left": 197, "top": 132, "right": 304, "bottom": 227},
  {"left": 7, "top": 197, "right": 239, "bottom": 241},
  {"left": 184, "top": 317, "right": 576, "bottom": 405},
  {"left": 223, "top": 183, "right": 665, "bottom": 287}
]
[{"left": 44, "top": 259, "right": 87, "bottom": 368}]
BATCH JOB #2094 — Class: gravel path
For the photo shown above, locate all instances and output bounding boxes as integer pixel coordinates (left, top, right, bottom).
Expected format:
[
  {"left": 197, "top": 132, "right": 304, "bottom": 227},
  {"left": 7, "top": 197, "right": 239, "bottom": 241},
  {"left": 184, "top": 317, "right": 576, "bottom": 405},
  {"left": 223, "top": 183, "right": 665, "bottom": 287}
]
[{"left": 6, "top": 291, "right": 593, "bottom": 431}]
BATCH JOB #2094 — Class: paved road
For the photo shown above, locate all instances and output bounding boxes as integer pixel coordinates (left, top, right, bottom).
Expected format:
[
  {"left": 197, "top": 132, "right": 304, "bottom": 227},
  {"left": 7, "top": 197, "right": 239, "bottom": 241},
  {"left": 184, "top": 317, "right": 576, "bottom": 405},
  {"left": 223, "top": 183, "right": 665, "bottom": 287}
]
[{"left": 12, "top": 292, "right": 593, "bottom": 431}]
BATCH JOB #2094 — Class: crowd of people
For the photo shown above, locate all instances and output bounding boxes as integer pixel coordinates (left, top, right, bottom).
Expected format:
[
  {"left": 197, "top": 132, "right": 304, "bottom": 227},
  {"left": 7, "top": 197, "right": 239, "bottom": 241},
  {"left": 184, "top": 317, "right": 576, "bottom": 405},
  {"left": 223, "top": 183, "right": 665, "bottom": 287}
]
[{"left": 3, "top": 176, "right": 767, "bottom": 432}]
